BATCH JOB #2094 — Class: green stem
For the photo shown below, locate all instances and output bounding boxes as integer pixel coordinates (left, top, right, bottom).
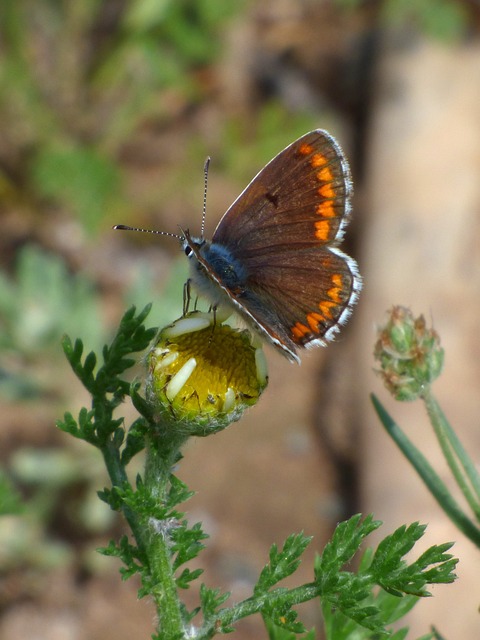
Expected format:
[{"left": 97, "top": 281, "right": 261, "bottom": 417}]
[
  {"left": 423, "top": 389, "right": 480, "bottom": 519},
  {"left": 371, "top": 394, "right": 480, "bottom": 547},
  {"left": 147, "top": 520, "right": 184, "bottom": 639},
  {"left": 198, "top": 582, "right": 321, "bottom": 639},
  {"left": 143, "top": 433, "right": 188, "bottom": 639},
  {"left": 101, "top": 433, "right": 185, "bottom": 638},
  {"left": 101, "top": 440, "right": 145, "bottom": 545},
  {"left": 144, "top": 433, "right": 186, "bottom": 502},
  {"left": 101, "top": 432, "right": 186, "bottom": 638}
]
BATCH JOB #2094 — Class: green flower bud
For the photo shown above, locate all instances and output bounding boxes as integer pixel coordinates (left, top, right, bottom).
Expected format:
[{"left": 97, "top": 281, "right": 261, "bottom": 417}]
[
  {"left": 146, "top": 312, "right": 268, "bottom": 436},
  {"left": 374, "top": 306, "right": 444, "bottom": 401}
]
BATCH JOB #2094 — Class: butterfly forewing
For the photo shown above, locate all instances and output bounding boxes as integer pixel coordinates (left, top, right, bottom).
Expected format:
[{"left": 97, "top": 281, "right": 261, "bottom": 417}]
[{"left": 212, "top": 130, "right": 352, "bottom": 253}]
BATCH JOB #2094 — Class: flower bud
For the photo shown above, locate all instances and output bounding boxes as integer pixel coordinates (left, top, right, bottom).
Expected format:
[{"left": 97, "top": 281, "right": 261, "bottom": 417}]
[
  {"left": 146, "top": 312, "right": 268, "bottom": 436},
  {"left": 374, "top": 306, "right": 444, "bottom": 401}
]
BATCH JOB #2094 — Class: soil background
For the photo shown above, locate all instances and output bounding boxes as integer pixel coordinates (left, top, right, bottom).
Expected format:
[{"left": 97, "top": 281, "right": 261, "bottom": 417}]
[{"left": 1, "top": 2, "right": 480, "bottom": 639}]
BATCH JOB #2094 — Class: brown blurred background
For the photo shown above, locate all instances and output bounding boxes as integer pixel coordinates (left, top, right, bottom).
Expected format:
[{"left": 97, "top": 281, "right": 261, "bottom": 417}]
[{"left": 1, "top": 1, "right": 480, "bottom": 638}]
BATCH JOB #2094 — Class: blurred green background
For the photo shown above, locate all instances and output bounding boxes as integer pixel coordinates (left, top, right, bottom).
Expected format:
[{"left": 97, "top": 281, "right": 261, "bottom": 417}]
[{"left": 0, "top": 1, "right": 476, "bottom": 639}]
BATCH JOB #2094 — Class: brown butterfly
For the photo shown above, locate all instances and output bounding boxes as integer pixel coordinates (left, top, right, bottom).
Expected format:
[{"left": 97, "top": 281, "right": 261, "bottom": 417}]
[{"left": 116, "top": 130, "right": 362, "bottom": 363}]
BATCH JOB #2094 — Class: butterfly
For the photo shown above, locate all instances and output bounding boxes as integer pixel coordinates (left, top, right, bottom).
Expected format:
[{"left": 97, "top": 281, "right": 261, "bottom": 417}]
[{"left": 115, "top": 130, "right": 361, "bottom": 363}]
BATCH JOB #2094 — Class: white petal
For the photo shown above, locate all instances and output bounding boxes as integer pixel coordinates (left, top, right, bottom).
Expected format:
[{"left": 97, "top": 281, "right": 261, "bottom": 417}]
[
  {"left": 163, "top": 316, "right": 210, "bottom": 338},
  {"left": 165, "top": 357, "right": 197, "bottom": 401},
  {"left": 255, "top": 348, "right": 268, "bottom": 385},
  {"left": 223, "top": 387, "right": 235, "bottom": 412},
  {"left": 154, "top": 351, "right": 179, "bottom": 370}
]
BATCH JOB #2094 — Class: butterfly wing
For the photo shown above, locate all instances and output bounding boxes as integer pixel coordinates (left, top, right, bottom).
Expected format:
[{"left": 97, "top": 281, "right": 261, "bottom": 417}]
[
  {"left": 188, "top": 129, "right": 361, "bottom": 362},
  {"left": 212, "top": 129, "right": 352, "bottom": 252},
  {"left": 207, "top": 130, "right": 360, "bottom": 360},
  {"left": 227, "top": 245, "right": 361, "bottom": 361}
]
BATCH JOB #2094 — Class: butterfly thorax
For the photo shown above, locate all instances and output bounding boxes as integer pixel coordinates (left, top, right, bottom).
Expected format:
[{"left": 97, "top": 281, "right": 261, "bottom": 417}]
[{"left": 184, "top": 236, "right": 248, "bottom": 309}]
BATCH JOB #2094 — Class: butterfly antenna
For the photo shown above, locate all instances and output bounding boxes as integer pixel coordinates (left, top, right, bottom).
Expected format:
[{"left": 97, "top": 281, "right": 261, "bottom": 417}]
[
  {"left": 113, "top": 224, "right": 181, "bottom": 240},
  {"left": 201, "top": 156, "right": 211, "bottom": 239}
]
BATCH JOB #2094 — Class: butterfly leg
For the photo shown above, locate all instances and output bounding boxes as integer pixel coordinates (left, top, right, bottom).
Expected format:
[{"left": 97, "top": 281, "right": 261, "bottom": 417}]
[
  {"left": 208, "top": 306, "right": 218, "bottom": 345},
  {"left": 183, "top": 279, "right": 192, "bottom": 316}
]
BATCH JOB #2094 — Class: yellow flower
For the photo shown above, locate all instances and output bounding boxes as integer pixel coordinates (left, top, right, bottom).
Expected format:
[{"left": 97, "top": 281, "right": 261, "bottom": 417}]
[{"left": 146, "top": 312, "right": 268, "bottom": 436}]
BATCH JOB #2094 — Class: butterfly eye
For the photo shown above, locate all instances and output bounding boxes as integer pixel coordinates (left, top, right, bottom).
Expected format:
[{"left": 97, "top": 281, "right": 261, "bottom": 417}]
[{"left": 184, "top": 245, "right": 193, "bottom": 257}]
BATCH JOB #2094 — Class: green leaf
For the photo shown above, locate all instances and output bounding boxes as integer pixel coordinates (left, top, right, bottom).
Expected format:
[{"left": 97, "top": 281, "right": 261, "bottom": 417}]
[
  {"left": 176, "top": 567, "right": 204, "bottom": 590},
  {"left": 315, "top": 514, "right": 381, "bottom": 589},
  {"left": 130, "top": 381, "right": 158, "bottom": 422},
  {"left": 264, "top": 617, "right": 315, "bottom": 640},
  {"left": 98, "top": 535, "right": 146, "bottom": 581},
  {"left": 56, "top": 411, "right": 81, "bottom": 438},
  {"left": 83, "top": 350, "right": 97, "bottom": 377},
  {"left": 168, "top": 474, "right": 195, "bottom": 506},
  {"left": 255, "top": 533, "right": 312, "bottom": 594},
  {"left": 171, "top": 521, "right": 208, "bottom": 570},
  {"left": 263, "top": 610, "right": 306, "bottom": 635},
  {"left": 318, "top": 515, "right": 457, "bottom": 637},
  {"left": 371, "top": 394, "right": 480, "bottom": 547},
  {"left": 121, "top": 419, "right": 148, "bottom": 465},
  {"left": 200, "top": 584, "right": 231, "bottom": 625}
]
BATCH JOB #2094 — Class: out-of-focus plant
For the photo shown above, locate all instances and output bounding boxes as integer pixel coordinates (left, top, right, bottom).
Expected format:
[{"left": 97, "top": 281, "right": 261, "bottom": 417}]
[
  {"left": 336, "top": 0, "right": 469, "bottom": 41},
  {"left": 0, "top": 244, "right": 103, "bottom": 399},
  {"left": 0, "top": 446, "right": 114, "bottom": 572},
  {"left": 0, "top": 0, "right": 246, "bottom": 233},
  {"left": 221, "top": 103, "right": 319, "bottom": 185}
]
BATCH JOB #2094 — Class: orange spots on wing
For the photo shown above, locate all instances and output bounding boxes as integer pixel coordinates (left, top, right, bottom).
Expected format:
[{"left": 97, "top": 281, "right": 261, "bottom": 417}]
[
  {"left": 327, "top": 274, "right": 344, "bottom": 304},
  {"left": 311, "top": 153, "right": 328, "bottom": 167},
  {"left": 317, "top": 166, "right": 334, "bottom": 182},
  {"left": 331, "top": 273, "right": 343, "bottom": 287},
  {"left": 327, "top": 288, "right": 341, "bottom": 304},
  {"left": 291, "top": 322, "right": 310, "bottom": 340},
  {"left": 318, "top": 183, "right": 336, "bottom": 198},
  {"left": 315, "top": 220, "right": 332, "bottom": 241},
  {"left": 298, "top": 143, "right": 313, "bottom": 156},
  {"left": 316, "top": 200, "right": 335, "bottom": 218},
  {"left": 318, "top": 300, "right": 336, "bottom": 319},
  {"left": 306, "top": 312, "right": 324, "bottom": 332},
  {"left": 291, "top": 273, "right": 348, "bottom": 343}
]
